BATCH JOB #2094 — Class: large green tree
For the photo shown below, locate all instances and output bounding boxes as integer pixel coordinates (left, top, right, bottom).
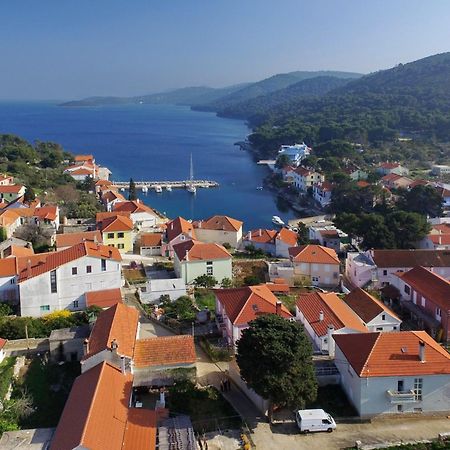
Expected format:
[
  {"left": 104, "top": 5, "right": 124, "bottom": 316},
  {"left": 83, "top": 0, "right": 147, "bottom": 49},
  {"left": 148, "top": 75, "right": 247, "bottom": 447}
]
[
  {"left": 128, "top": 178, "right": 137, "bottom": 201},
  {"left": 236, "top": 314, "right": 317, "bottom": 421},
  {"left": 399, "top": 185, "right": 443, "bottom": 218}
]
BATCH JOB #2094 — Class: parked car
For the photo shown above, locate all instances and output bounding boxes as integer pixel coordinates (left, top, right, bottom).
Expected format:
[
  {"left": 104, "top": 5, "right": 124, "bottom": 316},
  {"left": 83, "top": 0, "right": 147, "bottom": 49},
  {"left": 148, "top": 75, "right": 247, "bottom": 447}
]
[{"left": 295, "top": 409, "right": 336, "bottom": 433}]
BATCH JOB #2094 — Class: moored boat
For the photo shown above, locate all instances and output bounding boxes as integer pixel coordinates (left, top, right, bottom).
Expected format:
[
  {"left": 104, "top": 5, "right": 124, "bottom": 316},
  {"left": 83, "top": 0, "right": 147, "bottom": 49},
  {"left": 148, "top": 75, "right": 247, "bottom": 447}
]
[{"left": 272, "top": 215, "right": 285, "bottom": 226}]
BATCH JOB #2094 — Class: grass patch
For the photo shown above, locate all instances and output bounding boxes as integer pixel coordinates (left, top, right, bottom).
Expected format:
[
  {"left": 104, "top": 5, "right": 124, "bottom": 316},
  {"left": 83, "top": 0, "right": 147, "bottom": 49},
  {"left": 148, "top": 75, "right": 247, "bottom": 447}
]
[
  {"left": 13, "top": 357, "right": 80, "bottom": 428},
  {"left": 307, "top": 385, "right": 357, "bottom": 418},
  {"left": 167, "top": 380, "right": 241, "bottom": 432},
  {"left": 276, "top": 294, "right": 298, "bottom": 314},
  {"left": 195, "top": 290, "right": 215, "bottom": 311},
  {"left": 0, "top": 357, "right": 16, "bottom": 400},
  {"left": 123, "top": 268, "right": 147, "bottom": 284}
]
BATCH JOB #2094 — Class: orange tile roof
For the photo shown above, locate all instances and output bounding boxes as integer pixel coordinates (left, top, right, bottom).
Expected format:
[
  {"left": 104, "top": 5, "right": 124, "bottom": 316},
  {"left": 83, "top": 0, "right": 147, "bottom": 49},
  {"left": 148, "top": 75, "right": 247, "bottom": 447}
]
[
  {"left": 194, "top": 215, "right": 243, "bottom": 232},
  {"left": 289, "top": 244, "right": 339, "bottom": 264},
  {"left": 0, "top": 338, "right": 6, "bottom": 350},
  {"left": 215, "top": 284, "right": 292, "bottom": 326},
  {"left": 85, "top": 288, "right": 123, "bottom": 308},
  {"left": 371, "top": 249, "right": 450, "bottom": 268},
  {"left": 140, "top": 233, "right": 162, "bottom": 247},
  {"left": 334, "top": 331, "right": 450, "bottom": 377},
  {"left": 344, "top": 288, "right": 400, "bottom": 323},
  {"left": 296, "top": 292, "right": 367, "bottom": 336},
  {"left": 69, "top": 167, "right": 94, "bottom": 176},
  {"left": 276, "top": 227, "right": 298, "bottom": 247},
  {"left": 122, "top": 408, "right": 157, "bottom": 450},
  {"left": 102, "top": 190, "right": 126, "bottom": 202},
  {"left": 264, "top": 282, "right": 290, "bottom": 293},
  {"left": 34, "top": 205, "right": 58, "bottom": 221},
  {"left": 294, "top": 167, "right": 311, "bottom": 176},
  {"left": 50, "top": 362, "right": 133, "bottom": 450},
  {"left": 246, "top": 229, "right": 277, "bottom": 244},
  {"left": 380, "top": 162, "right": 401, "bottom": 169},
  {"left": 9, "top": 208, "right": 35, "bottom": 218},
  {"left": 0, "top": 210, "right": 20, "bottom": 227},
  {"left": 55, "top": 230, "right": 102, "bottom": 248},
  {"left": 133, "top": 335, "right": 196, "bottom": 368},
  {"left": 100, "top": 215, "right": 134, "bottom": 233},
  {"left": 396, "top": 266, "right": 450, "bottom": 312},
  {"left": 96, "top": 211, "right": 131, "bottom": 222},
  {"left": 428, "top": 234, "right": 450, "bottom": 245},
  {"left": 356, "top": 181, "right": 370, "bottom": 188},
  {"left": 95, "top": 179, "right": 112, "bottom": 186},
  {"left": 0, "top": 258, "right": 18, "bottom": 277},
  {"left": 75, "top": 154, "right": 94, "bottom": 162},
  {"left": 17, "top": 242, "right": 122, "bottom": 282},
  {"left": 166, "top": 217, "right": 196, "bottom": 242},
  {"left": 381, "top": 173, "right": 402, "bottom": 182},
  {"left": 113, "top": 200, "right": 157, "bottom": 215},
  {"left": 0, "top": 184, "right": 24, "bottom": 193},
  {"left": 8, "top": 245, "right": 34, "bottom": 258},
  {"left": 85, "top": 303, "right": 139, "bottom": 359},
  {"left": 173, "top": 239, "right": 231, "bottom": 262}
]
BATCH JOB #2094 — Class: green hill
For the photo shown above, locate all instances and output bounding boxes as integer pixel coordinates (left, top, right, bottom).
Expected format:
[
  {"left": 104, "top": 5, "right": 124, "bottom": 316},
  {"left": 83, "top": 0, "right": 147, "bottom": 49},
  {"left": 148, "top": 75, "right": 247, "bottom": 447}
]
[{"left": 248, "top": 52, "right": 450, "bottom": 155}]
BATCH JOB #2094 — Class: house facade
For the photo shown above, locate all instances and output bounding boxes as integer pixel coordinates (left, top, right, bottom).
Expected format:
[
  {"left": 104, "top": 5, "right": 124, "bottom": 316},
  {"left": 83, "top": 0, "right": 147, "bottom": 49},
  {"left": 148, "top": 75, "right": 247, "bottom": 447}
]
[
  {"left": 162, "top": 216, "right": 196, "bottom": 258},
  {"left": 139, "top": 233, "right": 163, "bottom": 256},
  {"left": 0, "top": 184, "right": 26, "bottom": 202},
  {"left": 292, "top": 167, "right": 324, "bottom": 192},
  {"left": 334, "top": 331, "right": 450, "bottom": 418},
  {"left": 313, "top": 182, "right": 333, "bottom": 208},
  {"left": 377, "top": 162, "right": 409, "bottom": 176},
  {"left": 113, "top": 200, "right": 159, "bottom": 229},
  {"left": 278, "top": 143, "right": 311, "bottom": 167},
  {"left": 17, "top": 242, "right": 123, "bottom": 317},
  {"left": 173, "top": 239, "right": 232, "bottom": 284},
  {"left": 98, "top": 215, "right": 134, "bottom": 252},
  {"left": 308, "top": 225, "right": 348, "bottom": 253},
  {"left": 193, "top": 215, "right": 243, "bottom": 248},
  {"left": 243, "top": 227, "right": 298, "bottom": 258}
]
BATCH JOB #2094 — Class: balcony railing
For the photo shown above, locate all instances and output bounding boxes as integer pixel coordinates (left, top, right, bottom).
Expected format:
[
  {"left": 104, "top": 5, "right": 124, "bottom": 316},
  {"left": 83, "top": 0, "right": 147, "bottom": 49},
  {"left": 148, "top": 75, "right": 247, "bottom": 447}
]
[{"left": 386, "top": 389, "right": 418, "bottom": 403}]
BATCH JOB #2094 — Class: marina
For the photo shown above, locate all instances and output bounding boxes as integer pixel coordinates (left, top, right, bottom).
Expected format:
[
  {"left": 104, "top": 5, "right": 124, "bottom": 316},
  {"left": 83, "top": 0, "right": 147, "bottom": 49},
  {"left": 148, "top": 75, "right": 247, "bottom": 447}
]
[{"left": 111, "top": 179, "right": 220, "bottom": 190}]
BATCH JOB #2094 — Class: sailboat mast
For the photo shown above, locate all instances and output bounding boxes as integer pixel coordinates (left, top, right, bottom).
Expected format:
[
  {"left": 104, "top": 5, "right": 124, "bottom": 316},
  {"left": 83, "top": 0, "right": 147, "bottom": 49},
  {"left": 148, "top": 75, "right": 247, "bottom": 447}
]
[{"left": 190, "top": 153, "right": 194, "bottom": 181}]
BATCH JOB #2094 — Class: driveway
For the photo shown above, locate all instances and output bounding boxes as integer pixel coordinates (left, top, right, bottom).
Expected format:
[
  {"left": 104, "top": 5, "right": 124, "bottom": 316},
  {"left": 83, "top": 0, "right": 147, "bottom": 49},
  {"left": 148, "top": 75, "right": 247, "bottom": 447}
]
[{"left": 251, "top": 416, "right": 450, "bottom": 450}]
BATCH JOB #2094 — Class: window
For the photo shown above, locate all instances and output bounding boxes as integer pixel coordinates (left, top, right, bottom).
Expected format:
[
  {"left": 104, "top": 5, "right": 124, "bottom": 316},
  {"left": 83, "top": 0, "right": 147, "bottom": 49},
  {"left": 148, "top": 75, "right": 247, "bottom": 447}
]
[
  {"left": 436, "top": 307, "right": 442, "bottom": 317},
  {"left": 86, "top": 265, "right": 92, "bottom": 273},
  {"left": 72, "top": 267, "right": 77, "bottom": 275},
  {"left": 40, "top": 305, "right": 50, "bottom": 312},
  {"left": 107, "top": 233, "right": 114, "bottom": 239},
  {"left": 73, "top": 300, "right": 79, "bottom": 308},
  {"left": 50, "top": 270, "right": 57, "bottom": 293},
  {"left": 117, "top": 232, "right": 124, "bottom": 238},
  {"left": 404, "top": 285, "right": 411, "bottom": 295},
  {"left": 10, "top": 279, "right": 15, "bottom": 285},
  {"left": 101, "top": 259, "right": 106, "bottom": 271},
  {"left": 376, "top": 327, "right": 383, "bottom": 331},
  {"left": 381, "top": 314, "right": 386, "bottom": 321},
  {"left": 397, "top": 404, "right": 403, "bottom": 412},
  {"left": 383, "top": 270, "right": 388, "bottom": 276},
  {"left": 397, "top": 380, "right": 404, "bottom": 392},
  {"left": 414, "top": 378, "right": 423, "bottom": 401},
  {"left": 118, "top": 244, "right": 125, "bottom": 249},
  {"left": 207, "top": 265, "right": 213, "bottom": 276},
  {"left": 312, "top": 276, "right": 319, "bottom": 282}
]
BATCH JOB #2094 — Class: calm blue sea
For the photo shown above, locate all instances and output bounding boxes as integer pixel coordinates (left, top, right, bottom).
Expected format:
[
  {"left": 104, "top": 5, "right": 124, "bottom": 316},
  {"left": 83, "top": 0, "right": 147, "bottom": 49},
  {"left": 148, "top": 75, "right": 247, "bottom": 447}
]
[{"left": 0, "top": 102, "right": 296, "bottom": 229}]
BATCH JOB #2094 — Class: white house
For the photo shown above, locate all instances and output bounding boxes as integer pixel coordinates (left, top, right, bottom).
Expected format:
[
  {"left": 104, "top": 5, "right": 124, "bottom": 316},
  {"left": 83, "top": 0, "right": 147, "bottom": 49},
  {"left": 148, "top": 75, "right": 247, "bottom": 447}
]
[
  {"left": 0, "top": 257, "right": 19, "bottom": 302},
  {"left": 139, "top": 278, "right": 187, "bottom": 303},
  {"left": 162, "top": 216, "right": 196, "bottom": 258},
  {"left": 215, "top": 285, "right": 292, "bottom": 346},
  {"left": 243, "top": 227, "right": 298, "bottom": 258},
  {"left": 17, "top": 242, "right": 123, "bottom": 317},
  {"left": 345, "top": 249, "right": 450, "bottom": 289},
  {"left": 173, "top": 239, "right": 232, "bottom": 285},
  {"left": 308, "top": 225, "right": 348, "bottom": 253},
  {"left": 292, "top": 167, "right": 324, "bottom": 192},
  {"left": 295, "top": 292, "right": 367, "bottom": 356},
  {"left": 278, "top": 143, "right": 311, "bottom": 167},
  {"left": 113, "top": 200, "right": 160, "bottom": 229},
  {"left": 0, "top": 338, "right": 7, "bottom": 363},
  {"left": 343, "top": 288, "right": 402, "bottom": 332},
  {"left": 334, "top": 331, "right": 450, "bottom": 418},
  {"left": 193, "top": 215, "right": 243, "bottom": 248},
  {"left": 377, "top": 162, "right": 409, "bottom": 176},
  {"left": 313, "top": 182, "right": 333, "bottom": 208},
  {"left": 139, "top": 233, "right": 163, "bottom": 256}
]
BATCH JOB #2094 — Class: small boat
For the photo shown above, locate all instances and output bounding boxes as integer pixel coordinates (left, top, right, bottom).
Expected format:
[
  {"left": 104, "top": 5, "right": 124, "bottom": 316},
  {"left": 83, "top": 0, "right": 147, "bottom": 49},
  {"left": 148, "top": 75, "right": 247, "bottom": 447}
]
[
  {"left": 154, "top": 185, "right": 162, "bottom": 193},
  {"left": 120, "top": 187, "right": 125, "bottom": 192},
  {"left": 187, "top": 153, "right": 196, "bottom": 194},
  {"left": 166, "top": 185, "right": 172, "bottom": 192},
  {"left": 142, "top": 186, "right": 148, "bottom": 193},
  {"left": 256, "top": 186, "right": 263, "bottom": 190},
  {"left": 187, "top": 184, "right": 197, "bottom": 194},
  {"left": 272, "top": 215, "right": 285, "bottom": 226}
]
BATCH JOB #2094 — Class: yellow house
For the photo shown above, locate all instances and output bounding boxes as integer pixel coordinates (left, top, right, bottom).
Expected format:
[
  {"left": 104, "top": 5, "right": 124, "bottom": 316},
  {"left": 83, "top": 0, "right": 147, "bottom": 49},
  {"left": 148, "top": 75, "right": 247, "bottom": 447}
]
[{"left": 99, "top": 215, "right": 134, "bottom": 252}]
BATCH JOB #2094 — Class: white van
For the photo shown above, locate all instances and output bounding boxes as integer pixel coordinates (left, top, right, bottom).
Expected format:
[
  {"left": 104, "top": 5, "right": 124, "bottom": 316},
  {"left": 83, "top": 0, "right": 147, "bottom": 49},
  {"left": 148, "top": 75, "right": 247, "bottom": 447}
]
[{"left": 295, "top": 409, "right": 336, "bottom": 433}]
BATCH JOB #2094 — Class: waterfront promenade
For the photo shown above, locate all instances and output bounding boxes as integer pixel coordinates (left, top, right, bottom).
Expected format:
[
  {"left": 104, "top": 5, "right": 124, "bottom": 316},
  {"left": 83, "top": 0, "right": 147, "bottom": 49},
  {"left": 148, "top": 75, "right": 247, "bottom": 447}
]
[{"left": 111, "top": 179, "right": 219, "bottom": 190}]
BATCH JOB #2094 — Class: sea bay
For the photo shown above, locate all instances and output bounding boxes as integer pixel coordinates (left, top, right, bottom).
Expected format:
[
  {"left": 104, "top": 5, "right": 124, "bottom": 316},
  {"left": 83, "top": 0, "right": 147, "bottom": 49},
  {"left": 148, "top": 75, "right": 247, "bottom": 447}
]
[{"left": 0, "top": 102, "right": 296, "bottom": 229}]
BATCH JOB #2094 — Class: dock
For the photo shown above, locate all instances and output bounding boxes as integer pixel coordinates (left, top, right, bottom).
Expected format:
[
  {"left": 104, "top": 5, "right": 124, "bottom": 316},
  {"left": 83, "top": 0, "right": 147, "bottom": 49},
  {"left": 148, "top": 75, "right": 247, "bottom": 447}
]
[{"left": 111, "top": 180, "right": 219, "bottom": 190}]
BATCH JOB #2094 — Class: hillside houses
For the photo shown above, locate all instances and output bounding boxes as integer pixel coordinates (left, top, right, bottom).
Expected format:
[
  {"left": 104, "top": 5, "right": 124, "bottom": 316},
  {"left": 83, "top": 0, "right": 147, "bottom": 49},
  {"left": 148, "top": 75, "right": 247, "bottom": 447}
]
[
  {"left": 243, "top": 227, "right": 298, "bottom": 258},
  {"left": 193, "top": 215, "right": 243, "bottom": 248},
  {"left": 292, "top": 167, "right": 324, "bottom": 192}
]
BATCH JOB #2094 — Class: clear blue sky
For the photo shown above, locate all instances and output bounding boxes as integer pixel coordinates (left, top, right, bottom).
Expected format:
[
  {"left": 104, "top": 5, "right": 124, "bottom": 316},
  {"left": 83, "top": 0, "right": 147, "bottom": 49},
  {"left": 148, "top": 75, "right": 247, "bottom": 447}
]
[{"left": 1, "top": 0, "right": 450, "bottom": 100}]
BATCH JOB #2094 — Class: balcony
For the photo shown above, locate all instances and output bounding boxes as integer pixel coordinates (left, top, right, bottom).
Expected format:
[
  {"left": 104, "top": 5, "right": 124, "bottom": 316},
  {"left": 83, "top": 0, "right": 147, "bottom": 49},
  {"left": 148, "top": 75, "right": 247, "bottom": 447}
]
[{"left": 386, "top": 389, "right": 418, "bottom": 403}]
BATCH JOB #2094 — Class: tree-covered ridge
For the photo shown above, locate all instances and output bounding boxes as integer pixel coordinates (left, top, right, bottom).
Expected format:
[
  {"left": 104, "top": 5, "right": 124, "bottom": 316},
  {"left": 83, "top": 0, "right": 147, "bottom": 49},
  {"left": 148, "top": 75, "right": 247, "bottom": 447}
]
[{"left": 247, "top": 52, "right": 450, "bottom": 154}]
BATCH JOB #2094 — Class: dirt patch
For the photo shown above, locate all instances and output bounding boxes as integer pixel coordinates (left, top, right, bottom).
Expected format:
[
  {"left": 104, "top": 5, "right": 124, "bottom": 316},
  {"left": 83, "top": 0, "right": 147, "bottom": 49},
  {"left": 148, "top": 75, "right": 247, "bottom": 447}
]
[{"left": 233, "top": 260, "right": 268, "bottom": 286}]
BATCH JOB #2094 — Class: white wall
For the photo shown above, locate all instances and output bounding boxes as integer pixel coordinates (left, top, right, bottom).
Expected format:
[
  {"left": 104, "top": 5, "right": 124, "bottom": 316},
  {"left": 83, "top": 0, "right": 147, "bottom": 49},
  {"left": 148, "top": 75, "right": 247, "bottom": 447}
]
[
  {"left": 366, "top": 312, "right": 401, "bottom": 332},
  {"left": 19, "top": 255, "right": 122, "bottom": 317},
  {"left": 194, "top": 228, "right": 242, "bottom": 248},
  {"left": 176, "top": 258, "right": 232, "bottom": 285},
  {"left": 0, "top": 275, "right": 19, "bottom": 302}
]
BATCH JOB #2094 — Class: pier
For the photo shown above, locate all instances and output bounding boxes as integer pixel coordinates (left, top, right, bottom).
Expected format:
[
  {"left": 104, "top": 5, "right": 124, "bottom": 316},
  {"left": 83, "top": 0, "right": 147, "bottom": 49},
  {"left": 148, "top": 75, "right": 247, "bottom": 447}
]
[{"left": 111, "top": 180, "right": 219, "bottom": 190}]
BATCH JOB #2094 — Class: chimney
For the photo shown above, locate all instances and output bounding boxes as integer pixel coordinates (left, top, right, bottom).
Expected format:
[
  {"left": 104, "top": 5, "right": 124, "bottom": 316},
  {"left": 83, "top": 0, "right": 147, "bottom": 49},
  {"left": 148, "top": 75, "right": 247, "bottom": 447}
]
[
  {"left": 259, "top": 229, "right": 262, "bottom": 237},
  {"left": 248, "top": 230, "right": 252, "bottom": 240},
  {"left": 185, "top": 249, "right": 189, "bottom": 262},
  {"left": 83, "top": 338, "right": 89, "bottom": 356},
  {"left": 26, "top": 259, "right": 32, "bottom": 278},
  {"left": 120, "top": 355, "right": 126, "bottom": 373},
  {"left": 419, "top": 340, "right": 426, "bottom": 363},
  {"left": 159, "top": 388, "right": 166, "bottom": 408},
  {"left": 319, "top": 310, "right": 324, "bottom": 322},
  {"left": 327, "top": 324, "right": 335, "bottom": 357},
  {"left": 198, "top": 221, "right": 202, "bottom": 229},
  {"left": 275, "top": 301, "right": 282, "bottom": 316},
  {"left": 111, "top": 339, "right": 118, "bottom": 354}
]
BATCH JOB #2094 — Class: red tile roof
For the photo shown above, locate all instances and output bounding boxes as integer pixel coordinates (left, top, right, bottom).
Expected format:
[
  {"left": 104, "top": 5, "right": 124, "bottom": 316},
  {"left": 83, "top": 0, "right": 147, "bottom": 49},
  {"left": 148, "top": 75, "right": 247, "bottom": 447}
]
[
  {"left": 100, "top": 215, "right": 134, "bottom": 233},
  {"left": 0, "top": 257, "right": 18, "bottom": 277},
  {"left": 140, "top": 233, "right": 163, "bottom": 247},
  {"left": 246, "top": 229, "right": 277, "bottom": 244},
  {"left": 356, "top": 181, "right": 370, "bottom": 188},
  {"left": 85, "top": 288, "right": 123, "bottom": 309},
  {"left": 334, "top": 331, "right": 450, "bottom": 377},
  {"left": 173, "top": 239, "right": 231, "bottom": 262},
  {"left": 344, "top": 288, "right": 400, "bottom": 323},
  {"left": 55, "top": 230, "right": 103, "bottom": 249},
  {"left": 69, "top": 167, "right": 93, "bottom": 176},
  {"left": 396, "top": 266, "right": 450, "bottom": 311},
  {"left": 194, "top": 215, "right": 243, "bottom": 232},
  {"left": 84, "top": 303, "right": 139, "bottom": 360},
  {"left": 113, "top": 200, "right": 157, "bottom": 215},
  {"left": 428, "top": 234, "right": 450, "bottom": 246},
  {"left": 294, "top": 167, "right": 311, "bottom": 176},
  {"left": 296, "top": 292, "right": 367, "bottom": 336},
  {"left": 0, "top": 338, "right": 7, "bottom": 350},
  {"left": 0, "top": 184, "right": 24, "bottom": 193},
  {"left": 166, "top": 216, "right": 196, "bottom": 242},
  {"left": 370, "top": 249, "right": 450, "bottom": 268},
  {"left": 289, "top": 244, "right": 339, "bottom": 264},
  {"left": 276, "top": 228, "right": 298, "bottom": 247},
  {"left": 50, "top": 362, "right": 133, "bottom": 450},
  {"left": 215, "top": 284, "right": 292, "bottom": 326},
  {"left": 133, "top": 335, "right": 196, "bottom": 368},
  {"left": 381, "top": 173, "right": 402, "bottom": 182},
  {"left": 380, "top": 162, "right": 401, "bottom": 169},
  {"left": 74, "top": 154, "right": 94, "bottom": 162},
  {"left": 95, "top": 179, "right": 112, "bottom": 186},
  {"left": 7, "top": 245, "right": 34, "bottom": 258},
  {"left": 264, "top": 282, "right": 290, "bottom": 293},
  {"left": 17, "top": 242, "right": 121, "bottom": 282},
  {"left": 34, "top": 205, "right": 58, "bottom": 221},
  {"left": 122, "top": 408, "right": 157, "bottom": 450}
]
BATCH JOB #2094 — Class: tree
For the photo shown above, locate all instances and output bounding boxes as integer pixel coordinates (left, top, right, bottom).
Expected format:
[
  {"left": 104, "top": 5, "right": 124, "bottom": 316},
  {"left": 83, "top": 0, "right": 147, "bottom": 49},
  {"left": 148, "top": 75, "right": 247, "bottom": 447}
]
[
  {"left": 23, "top": 186, "right": 35, "bottom": 203},
  {"left": 220, "top": 277, "right": 233, "bottom": 288},
  {"left": 297, "top": 222, "right": 309, "bottom": 245},
  {"left": 275, "top": 154, "right": 291, "bottom": 169},
  {"left": 387, "top": 210, "right": 430, "bottom": 248},
  {"left": 193, "top": 275, "right": 217, "bottom": 288},
  {"left": 128, "top": 178, "right": 137, "bottom": 201},
  {"left": 400, "top": 185, "right": 443, "bottom": 218},
  {"left": 0, "top": 227, "right": 6, "bottom": 243},
  {"left": 236, "top": 315, "right": 317, "bottom": 421},
  {"left": 0, "top": 303, "right": 13, "bottom": 317}
]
